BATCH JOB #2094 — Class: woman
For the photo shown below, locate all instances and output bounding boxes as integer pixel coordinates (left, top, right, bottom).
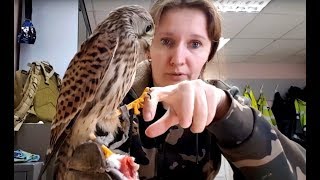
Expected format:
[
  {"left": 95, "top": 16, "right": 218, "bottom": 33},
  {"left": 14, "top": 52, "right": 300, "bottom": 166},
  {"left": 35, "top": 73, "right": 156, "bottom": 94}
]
[{"left": 98, "top": 0, "right": 306, "bottom": 179}]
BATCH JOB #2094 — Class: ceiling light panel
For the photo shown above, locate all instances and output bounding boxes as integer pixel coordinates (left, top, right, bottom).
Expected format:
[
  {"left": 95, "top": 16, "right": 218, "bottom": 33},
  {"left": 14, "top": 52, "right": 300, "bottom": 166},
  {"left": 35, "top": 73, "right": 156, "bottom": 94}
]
[{"left": 213, "top": 0, "right": 272, "bottom": 13}]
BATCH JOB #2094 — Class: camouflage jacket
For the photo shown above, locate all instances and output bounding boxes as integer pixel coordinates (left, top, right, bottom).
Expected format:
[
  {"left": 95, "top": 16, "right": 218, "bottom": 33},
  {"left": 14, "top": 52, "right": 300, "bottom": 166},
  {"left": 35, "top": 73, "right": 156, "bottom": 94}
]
[{"left": 96, "top": 60, "right": 306, "bottom": 180}]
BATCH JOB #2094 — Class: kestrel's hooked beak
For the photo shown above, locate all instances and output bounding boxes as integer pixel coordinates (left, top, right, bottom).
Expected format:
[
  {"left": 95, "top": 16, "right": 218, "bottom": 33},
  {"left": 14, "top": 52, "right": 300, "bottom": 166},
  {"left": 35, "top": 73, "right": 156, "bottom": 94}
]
[
  {"left": 145, "top": 36, "right": 153, "bottom": 58},
  {"left": 145, "top": 48, "right": 151, "bottom": 60},
  {"left": 137, "top": 37, "right": 152, "bottom": 62}
]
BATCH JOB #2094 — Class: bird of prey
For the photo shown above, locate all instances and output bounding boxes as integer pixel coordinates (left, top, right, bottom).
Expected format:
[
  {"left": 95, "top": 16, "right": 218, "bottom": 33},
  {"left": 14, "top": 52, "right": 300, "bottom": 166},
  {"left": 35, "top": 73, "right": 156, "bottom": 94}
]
[{"left": 38, "top": 5, "right": 154, "bottom": 180}]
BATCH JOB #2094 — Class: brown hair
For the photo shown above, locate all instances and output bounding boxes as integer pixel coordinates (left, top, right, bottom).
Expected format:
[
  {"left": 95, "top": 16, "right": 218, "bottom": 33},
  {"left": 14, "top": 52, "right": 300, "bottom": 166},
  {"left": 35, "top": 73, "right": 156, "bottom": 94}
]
[{"left": 149, "top": 0, "right": 222, "bottom": 62}]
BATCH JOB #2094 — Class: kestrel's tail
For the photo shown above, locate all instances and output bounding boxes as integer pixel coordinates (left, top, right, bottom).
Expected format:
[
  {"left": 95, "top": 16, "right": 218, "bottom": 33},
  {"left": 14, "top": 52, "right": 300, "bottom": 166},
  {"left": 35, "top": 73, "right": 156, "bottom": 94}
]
[
  {"left": 38, "top": 111, "right": 80, "bottom": 180},
  {"left": 52, "top": 155, "right": 68, "bottom": 180},
  {"left": 37, "top": 131, "right": 69, "bottom": 180}
]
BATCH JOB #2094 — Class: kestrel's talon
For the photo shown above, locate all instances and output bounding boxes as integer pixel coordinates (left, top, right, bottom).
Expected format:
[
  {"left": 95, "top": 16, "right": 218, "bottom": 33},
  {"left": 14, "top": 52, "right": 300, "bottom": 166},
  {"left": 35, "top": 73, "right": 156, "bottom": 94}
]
[
  {"left": 143, "top": 87, "right": 151, "bottom": 100},
  {"left": 124, "top": 87, "right": 151, "bottom": 115},
  {"left": 141, "top": 87, "right": 151, "bottom": 100},
  {"left": 101, "top": 145, "right": 113, "bottom": 158},
  {"left": 89, "top": 133, "right": 113, "bottom": 158}
]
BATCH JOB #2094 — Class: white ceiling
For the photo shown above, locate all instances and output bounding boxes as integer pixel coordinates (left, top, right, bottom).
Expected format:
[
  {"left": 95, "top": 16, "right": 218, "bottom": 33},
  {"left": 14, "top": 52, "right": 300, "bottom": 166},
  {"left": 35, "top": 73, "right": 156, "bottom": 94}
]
[{"left": 83, "top": 0, "right": 306, "bottom": 64}]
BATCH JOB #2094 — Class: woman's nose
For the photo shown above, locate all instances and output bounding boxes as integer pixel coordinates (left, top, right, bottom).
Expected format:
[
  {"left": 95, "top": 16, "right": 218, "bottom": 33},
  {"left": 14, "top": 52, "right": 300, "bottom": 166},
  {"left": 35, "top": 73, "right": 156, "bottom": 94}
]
[{"left": 169, "top": 44, "right": 187, "bottom": 66}]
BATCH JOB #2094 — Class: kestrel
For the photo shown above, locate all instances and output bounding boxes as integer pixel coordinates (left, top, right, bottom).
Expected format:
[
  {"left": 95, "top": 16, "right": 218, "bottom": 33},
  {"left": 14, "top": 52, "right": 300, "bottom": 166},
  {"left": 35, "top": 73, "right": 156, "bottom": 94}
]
[{"left": 38, "top": 5, "right": 154, "bottom": 180}]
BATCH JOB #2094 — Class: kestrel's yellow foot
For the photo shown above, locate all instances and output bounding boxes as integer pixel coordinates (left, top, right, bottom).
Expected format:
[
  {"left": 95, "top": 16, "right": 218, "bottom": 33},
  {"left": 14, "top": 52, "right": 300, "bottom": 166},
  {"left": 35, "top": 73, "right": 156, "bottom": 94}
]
[
  {"left": 115, "top": 87, "right": 151, "bottom": 116},
  {"left": 141, "top": 87, "right": 151, "bottom": 100},
  {"left": 89, "top": 132, "right": 113, "bottom": 158},
  {"left": 126, "top": 87, "right": 151, "bottom": 115},
  {"left": 101, "top": 145, "right": 113, "bottom": 158}
]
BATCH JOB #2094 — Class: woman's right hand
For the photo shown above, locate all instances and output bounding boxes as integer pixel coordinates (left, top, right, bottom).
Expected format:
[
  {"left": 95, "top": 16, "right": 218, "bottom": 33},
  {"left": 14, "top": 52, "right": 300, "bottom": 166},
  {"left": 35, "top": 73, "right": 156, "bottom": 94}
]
[{"left": 142, "top": 79, "right": 231, "bottom": 138}]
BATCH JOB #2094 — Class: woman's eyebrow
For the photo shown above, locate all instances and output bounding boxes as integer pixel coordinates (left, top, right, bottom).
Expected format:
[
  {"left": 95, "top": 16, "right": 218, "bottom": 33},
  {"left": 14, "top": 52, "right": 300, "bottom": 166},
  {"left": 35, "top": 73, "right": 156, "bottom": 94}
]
[
  {"left": 157, "top": 32, "right": 174, "bottom": 36},
  {"left": 190, "top": 34, "right": 209, "bottom": 41},
  {"left": 157, "top": 32, "right": 209, "bottom": 41}
]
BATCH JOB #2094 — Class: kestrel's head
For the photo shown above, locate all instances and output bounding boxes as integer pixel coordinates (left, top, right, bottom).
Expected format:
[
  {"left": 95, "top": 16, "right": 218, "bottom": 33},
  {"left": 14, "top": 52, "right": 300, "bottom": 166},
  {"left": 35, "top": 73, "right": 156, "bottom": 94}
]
[
  {"left": 97, "top": 5, "right": 154, "bottom": 44},
  {"left": 120, "top": 5, "right": 155, "bottom": 56},
  {"left": 95, "top": 5, "right": 154, "bottom": 60},
  {"left": 123, "top": 5, "right": 154, "bottom": 42}
]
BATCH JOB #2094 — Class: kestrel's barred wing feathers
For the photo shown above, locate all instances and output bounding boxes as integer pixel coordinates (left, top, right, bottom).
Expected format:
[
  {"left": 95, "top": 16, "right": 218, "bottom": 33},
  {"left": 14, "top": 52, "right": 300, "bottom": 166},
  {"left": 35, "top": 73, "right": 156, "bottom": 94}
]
[
  {"left": 40, "top": 32, "right": 120, "bottom": 180},
  {"left": 46, "top": 31, "right": 119, "bottom": 159}
]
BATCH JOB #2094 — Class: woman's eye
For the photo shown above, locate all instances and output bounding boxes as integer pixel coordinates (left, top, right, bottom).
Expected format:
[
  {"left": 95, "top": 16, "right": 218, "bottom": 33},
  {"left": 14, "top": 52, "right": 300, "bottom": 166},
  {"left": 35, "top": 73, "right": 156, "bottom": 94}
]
[
  {"left": 160, "top": 38, "right": 173, "bottom": 47},
  {"left": 190, "top": 41, "right": 202, "bottom": 48}
]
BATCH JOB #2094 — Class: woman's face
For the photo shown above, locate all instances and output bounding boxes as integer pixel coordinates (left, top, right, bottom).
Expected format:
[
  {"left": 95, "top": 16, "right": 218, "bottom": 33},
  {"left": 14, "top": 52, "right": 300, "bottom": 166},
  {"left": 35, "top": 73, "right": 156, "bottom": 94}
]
[{"left": 150, "top": 8, "right": 211, "bottom": 87}]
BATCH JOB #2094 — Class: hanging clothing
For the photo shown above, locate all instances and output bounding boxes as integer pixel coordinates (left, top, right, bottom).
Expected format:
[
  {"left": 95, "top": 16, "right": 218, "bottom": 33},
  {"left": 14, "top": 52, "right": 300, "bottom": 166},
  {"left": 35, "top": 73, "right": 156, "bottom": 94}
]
[
  {"left": 294, "top": 99, "right": 306, "bottom": 130},
  {"left": 292, "top": 98, "right": 306, "bottom": 144},
  {"left": 271, "top": 92, "right": 295, "bottom": 138},
  {"left": 284, "top": 86, "right": 306, "bottom": 148},
  {"left": 257, "top": 93, "right": 277, "bottom": 127},
  {"left": 243, "top": 85, "right": 258, "bottom": 110}
]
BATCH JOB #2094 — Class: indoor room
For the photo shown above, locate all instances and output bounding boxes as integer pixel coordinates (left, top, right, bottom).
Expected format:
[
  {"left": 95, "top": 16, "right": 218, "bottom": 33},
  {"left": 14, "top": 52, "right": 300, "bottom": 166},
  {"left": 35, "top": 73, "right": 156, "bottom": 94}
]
[{"left": 14, "top": 0, "right": 306, "bottom": 179}]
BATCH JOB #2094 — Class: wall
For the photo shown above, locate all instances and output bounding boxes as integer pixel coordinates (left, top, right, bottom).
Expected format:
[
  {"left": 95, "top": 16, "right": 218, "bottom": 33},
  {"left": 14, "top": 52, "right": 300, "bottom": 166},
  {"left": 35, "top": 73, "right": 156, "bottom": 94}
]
[
  {"left": 19, "top": 0, "right": 79, "bottom": 77},
  {"left": 204, "top": 62, "right": 306, "bottom": 80},
  {"left": 204, "top": 62, "right": 306, "bottom": 104},
  {"left": 78, "top": 8, "right": 89, "bottom": 51},
  {"left": 14, "top": 0, "right": 21, "bottom": 74}
]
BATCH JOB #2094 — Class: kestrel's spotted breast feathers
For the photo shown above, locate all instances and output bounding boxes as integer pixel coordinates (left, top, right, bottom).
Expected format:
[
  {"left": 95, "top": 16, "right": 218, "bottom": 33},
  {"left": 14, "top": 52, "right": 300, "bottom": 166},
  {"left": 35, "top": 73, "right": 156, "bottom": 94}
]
[
  {"left": 49, "top": 31, "right": 118, "bottom": 150},
  {"left": 39, "top": 5, "right": 154, "bottom": 179}
]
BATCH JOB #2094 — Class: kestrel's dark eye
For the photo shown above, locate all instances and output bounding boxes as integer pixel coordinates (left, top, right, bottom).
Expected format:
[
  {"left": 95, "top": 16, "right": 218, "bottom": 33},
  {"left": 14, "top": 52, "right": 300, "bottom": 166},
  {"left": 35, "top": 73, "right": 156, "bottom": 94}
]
[{"left": 146, "top": 25, "right": 152, "bottom": 33}]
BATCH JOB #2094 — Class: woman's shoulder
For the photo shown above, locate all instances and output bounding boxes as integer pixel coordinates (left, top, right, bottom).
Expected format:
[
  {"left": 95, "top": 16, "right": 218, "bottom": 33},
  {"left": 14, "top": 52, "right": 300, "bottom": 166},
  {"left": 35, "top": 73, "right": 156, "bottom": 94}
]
[{"left": 130, "top": 60, "right": 152, "bottom": 99}]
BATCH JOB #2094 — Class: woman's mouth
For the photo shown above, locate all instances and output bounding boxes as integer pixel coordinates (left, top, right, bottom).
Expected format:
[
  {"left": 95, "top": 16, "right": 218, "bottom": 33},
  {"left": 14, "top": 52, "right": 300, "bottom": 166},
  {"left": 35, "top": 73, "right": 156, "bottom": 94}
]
[{"left": 166, "top": 73, "right": 188, "bottom": 81}]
